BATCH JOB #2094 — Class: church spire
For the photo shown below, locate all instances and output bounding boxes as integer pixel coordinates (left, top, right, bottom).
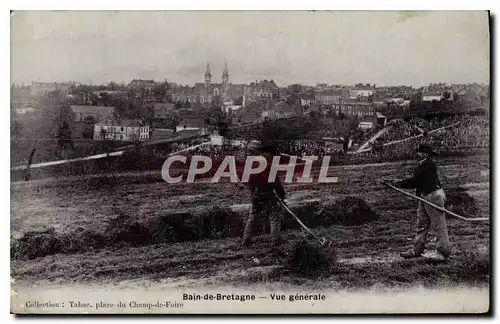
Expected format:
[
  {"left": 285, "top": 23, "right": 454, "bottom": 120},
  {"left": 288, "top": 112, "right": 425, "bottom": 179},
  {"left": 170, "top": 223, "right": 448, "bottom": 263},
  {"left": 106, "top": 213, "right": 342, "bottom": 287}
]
[
  {"left": 204, "top": 62, "right": 211, "bottom": 89},
  {"left": 222, "top": 61, "right": 229, "bottom": 86}
]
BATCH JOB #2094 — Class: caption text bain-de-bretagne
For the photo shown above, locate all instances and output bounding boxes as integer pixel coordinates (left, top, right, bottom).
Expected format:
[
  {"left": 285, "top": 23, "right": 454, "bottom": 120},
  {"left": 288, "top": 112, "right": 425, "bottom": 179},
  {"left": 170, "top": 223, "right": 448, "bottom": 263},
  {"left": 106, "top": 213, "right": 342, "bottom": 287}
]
[{"left": 183, "top": 293, "right": 326, "bottom": 302}]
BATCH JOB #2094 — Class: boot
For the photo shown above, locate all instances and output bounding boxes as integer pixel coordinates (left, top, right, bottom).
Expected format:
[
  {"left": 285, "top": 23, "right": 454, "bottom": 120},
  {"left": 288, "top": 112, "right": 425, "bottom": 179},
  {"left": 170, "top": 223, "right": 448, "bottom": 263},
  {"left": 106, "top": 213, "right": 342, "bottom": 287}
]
[
  {"left": 437, "top": 248, "right": 451, "bottom": 261},
  {"left": 242, "top": 238, "right": 253, "bottom": 247},
  {"left": 400, "top": 248, "right": 421, "bottom": 259}
]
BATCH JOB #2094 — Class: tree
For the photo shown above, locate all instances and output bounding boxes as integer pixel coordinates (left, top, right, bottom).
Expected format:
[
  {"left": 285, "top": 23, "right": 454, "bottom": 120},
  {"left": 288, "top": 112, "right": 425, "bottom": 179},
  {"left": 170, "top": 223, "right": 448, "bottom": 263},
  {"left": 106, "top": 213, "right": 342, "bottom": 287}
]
[
  {"left": 58, "top": 120, "right": 74, "bottom": 152},
  {"left": 153, "top": 82, "right": 168, "bottom": 102},
  {"left": 34, "top": 90, "right": 74, "bottom": 140},
  {"left": 108, "top": 81, "right": 119, "bottom": 91}
]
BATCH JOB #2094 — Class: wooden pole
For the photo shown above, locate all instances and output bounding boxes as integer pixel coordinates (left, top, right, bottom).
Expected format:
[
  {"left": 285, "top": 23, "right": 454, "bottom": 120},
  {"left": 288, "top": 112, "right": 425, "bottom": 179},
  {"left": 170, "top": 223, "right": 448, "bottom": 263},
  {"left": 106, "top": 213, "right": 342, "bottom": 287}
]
[
  {"left": 273, "top": 190, "right": 329, "bottom": 246},
  {"left": 380, "top": 180, "right": 489, "bottom": 222}
]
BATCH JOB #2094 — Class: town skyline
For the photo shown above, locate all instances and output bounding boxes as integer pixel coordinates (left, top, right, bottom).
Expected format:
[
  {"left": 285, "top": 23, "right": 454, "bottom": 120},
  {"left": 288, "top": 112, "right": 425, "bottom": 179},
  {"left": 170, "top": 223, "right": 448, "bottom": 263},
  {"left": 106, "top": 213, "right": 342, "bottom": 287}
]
[{"left": 11, "top": 11, "right": 489, "bottom": 87}]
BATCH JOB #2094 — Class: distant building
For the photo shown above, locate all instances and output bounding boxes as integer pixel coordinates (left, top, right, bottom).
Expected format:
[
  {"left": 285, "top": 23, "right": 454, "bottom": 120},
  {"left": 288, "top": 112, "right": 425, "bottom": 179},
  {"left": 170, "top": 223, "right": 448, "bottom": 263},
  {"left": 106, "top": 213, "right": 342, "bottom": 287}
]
[
  {"left": 349, "top": 86, "right": 374, "bottom": 99},
  {"left": 457, "top": 89, "right": 480, "bottom": 104},
  {"left": 244, "top": 80, "right": 280, "bottom": 103},
  {"left": 94, "top": 119, "right": 150, "bottom": 141},
  {"left": 333, "top": 101, "right": 374, "bottom": 117},
  {"left": 315, "top": 89, "right": 342, "bottom": 105},
  {"left": 273, "top": 101, "right": 301, "bottom": 119},
  {"left": 358, "top": 121, "right": 374, "bottom": 131},
  {"left": 153, "top": 103, "right": 176, "bottom": 119},
  {"left": 151, "top": 128, "right": 175, "bottom": 140},
  {"left": 176, "top": 118, "right": 209, "bottom": 135},
  {"left": 30, "top": 81, "right": 71, "bottom": 95},
  {"left": 232, "top": 102, "right": 266, "bottom": 124},
  {"left": 222, "top": 104, "right": 242, "bottom": 114},
  {"left": 376, "top": 112, "right": 387, "bottom": 128},
  {"left": 300, "top": 98, "right": 312, "bottom": 106},
  {"left": 128, "top": 79, "right": 156, "bottom": 91},
  {"left": 70, "top": 105, "right": 115, "bottom": 123},
  {"left": 422, "top": 92, "right": 443, "bottom": 102},
  {"left": 169, "top": 62, "right": 245, "bottom": 105}
]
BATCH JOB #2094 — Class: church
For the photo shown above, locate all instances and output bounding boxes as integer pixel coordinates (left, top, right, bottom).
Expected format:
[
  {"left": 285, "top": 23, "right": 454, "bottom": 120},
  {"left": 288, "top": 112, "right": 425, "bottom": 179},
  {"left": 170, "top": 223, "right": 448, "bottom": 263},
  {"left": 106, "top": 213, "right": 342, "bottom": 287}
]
[{"left": 169, "top": 62, "right": 246, "bottom": 106}]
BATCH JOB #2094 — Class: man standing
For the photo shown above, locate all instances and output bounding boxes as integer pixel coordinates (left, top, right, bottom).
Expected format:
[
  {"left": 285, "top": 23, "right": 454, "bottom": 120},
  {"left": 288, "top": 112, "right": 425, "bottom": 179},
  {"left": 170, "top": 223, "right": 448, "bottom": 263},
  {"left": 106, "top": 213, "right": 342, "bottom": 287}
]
[
  {"left": 241, "top": 144, "right": 286, "bottom": 248},
  {"left": 385, "top": 144, "right": 451, "bottom": 260}
]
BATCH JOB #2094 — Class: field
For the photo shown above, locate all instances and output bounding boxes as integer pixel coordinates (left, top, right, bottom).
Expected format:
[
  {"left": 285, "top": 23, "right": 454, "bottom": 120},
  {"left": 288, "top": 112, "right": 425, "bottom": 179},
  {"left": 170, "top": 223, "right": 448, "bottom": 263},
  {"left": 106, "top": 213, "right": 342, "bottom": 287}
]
[{"left": 10, "top": 154, "right": 490, "bottom": 291}]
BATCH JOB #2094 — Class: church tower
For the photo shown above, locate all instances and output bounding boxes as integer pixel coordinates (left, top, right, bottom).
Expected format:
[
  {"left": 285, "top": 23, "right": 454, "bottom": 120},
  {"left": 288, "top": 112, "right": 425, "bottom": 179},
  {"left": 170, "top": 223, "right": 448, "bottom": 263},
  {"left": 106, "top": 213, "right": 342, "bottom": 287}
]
[
  {"left": 222, "top": 62, "right": 229, "bottom": 89},
  {"left": 204, "top": 63, "right": 211, "bottom": 89}
]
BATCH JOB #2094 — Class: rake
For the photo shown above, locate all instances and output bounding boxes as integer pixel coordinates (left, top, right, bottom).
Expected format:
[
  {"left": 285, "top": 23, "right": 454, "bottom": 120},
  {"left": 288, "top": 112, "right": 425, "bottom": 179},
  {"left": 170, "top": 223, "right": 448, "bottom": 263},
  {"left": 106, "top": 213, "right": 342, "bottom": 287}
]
[
  {"left": 273, "top": 190, "right": 333, "bottom": 247},
  {"left": 380, "top": 180, "right": 489, "bottom": 222}
]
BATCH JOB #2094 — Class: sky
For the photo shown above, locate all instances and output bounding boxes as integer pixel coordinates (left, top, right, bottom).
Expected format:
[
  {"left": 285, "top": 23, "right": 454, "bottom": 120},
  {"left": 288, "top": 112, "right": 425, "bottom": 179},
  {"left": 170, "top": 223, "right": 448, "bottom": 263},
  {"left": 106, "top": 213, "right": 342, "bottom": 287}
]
[{"left": 10, "top": 11, "right": 490, "bottom": 87}]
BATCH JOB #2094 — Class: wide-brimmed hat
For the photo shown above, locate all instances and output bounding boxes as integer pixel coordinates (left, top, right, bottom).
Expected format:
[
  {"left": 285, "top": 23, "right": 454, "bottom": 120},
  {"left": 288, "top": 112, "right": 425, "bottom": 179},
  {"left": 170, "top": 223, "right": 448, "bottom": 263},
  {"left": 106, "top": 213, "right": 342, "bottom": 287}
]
[{"left": 416, "top": 144, "right": 437, "bottom": 155}]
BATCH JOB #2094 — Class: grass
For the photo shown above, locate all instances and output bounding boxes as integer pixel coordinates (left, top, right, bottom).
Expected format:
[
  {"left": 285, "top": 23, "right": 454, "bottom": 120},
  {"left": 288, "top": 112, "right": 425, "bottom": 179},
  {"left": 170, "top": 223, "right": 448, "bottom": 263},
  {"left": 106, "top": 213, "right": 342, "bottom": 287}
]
[{"left": 10, "top": 154, "right": 490, "bottom": 289}]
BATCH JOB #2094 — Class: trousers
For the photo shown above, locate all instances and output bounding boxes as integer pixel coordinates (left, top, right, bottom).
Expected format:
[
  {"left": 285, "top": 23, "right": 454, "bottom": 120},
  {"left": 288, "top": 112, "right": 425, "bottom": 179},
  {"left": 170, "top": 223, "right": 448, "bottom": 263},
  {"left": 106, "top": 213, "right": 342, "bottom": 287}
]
[
  {"left": 243, "top": 197, "right": 283, "bottom": 245},
  {"left": 413, "top": 189, "right": 452, "bottom": 257}
]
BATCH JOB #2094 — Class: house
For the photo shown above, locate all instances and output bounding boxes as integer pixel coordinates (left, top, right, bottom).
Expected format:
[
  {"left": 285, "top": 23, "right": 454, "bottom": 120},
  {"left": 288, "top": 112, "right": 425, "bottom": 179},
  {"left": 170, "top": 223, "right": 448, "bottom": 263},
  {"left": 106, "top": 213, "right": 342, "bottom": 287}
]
[
  {"left": 244, "top": 80, "right": 280, "bottom": 103},
  {"left": 232, "top": 102, "right": 267, "bottom": 124},
  {"left": 151, "top": 128, "right": 175, "bottom": 140},
  {"left": 273, "top": 101, "right": 301, "bottom": 118},
  {"left": 153, "top": 103, "right": 176, "bottom": 119},
  {"left": 385, "top": 97, "right": 405, "bottom": 104},
  {"left": 422, "top": 92, "right": 443, "bottom": 102},
  {"left": 128, "top": 79, "right": 156, "bottom": 91},
  {"left": 30, "top": 81, "right": 71, "bottom": 95},
  {"left": 300, "top": 98, "right": 312, "bottom": 106},
  {"left": 150, "top": 120, "right": 176, "bottom": 140},
  {"left": 376, "top": 112, "right": 387, "bottom": 128},
  {"left": 175, "top": 118, "right": 209, "bottom": 135},
  {"left": 349, "top": 86, "right": 374, "bottom": 99},
  {"left": 94, "top": 119, "right": 150, "bottom": 141},
  {"left": 332, "top": 101, "right": 374, "bottom": 117},
  {"left": 222, "top": 104, "right": 242, "bottom": 114},
  {"left": 315, "top": 89, "right": 342, "bottom": 105},
  {"left": 457, "top": 88, "right": 481, "bottom": 104},
  {"left": 358, "top": 121, "right": 374, "bottom": 131},
  {"left": 398, "top": 100, "right": 411, "bottom": 109},
  {"left": 70, "top": 105, "right": 115, "bottom": 123}
]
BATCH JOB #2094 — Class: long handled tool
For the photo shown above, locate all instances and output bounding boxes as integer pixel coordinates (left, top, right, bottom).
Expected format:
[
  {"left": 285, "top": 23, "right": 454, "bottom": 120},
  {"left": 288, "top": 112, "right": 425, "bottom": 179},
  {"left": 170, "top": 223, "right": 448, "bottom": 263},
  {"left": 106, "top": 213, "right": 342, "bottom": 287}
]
[
  {"left": 380, "top": 180, "right": 489, "bottom": 222},
  {"left": 273, "top": 190, "right": 332, "bottom": 247}
]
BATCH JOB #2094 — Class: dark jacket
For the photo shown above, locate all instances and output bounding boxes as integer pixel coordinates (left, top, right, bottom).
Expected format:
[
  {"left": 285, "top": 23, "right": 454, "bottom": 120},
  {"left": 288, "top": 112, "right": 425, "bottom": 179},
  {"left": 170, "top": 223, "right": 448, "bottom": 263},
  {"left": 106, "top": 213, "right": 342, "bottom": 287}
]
[
  {"left": 397, "top": 158, "right": 443, "bottom": 196},
  {"left": 247, "top": 161, "right": 286, "bottom": 201}
]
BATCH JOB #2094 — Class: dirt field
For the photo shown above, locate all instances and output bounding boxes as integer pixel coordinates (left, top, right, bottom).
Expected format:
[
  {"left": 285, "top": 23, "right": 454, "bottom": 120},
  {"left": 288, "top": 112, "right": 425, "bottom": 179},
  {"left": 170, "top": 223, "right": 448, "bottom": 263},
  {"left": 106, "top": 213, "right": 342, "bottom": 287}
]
[{"left": 10, "top": 154, "right": 490, "bottom": 290}]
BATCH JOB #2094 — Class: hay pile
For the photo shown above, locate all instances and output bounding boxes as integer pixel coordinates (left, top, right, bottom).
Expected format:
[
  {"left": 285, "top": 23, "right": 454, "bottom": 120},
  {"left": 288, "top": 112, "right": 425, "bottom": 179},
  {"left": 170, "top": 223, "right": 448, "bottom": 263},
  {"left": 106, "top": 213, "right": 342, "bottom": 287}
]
[
  {"left": 10, "top": 228, "right": 105, "bottom": 260},
  {"left": 104, "top": 214, "right": 154, "bottom": 246},
  {"left": 11, "top": 196, "right": 377, "bottom": 260},
  {"left": 152, "top": 207, "right": 244, "bottom": 242},
  {"left": 12, "top": 214, "right": 154, "bottom": 260},
  {"left": 285, "top": 239, "right": 337, "bottom": 277},
  {"left": 282, "top": 196, "right": 378, "bottom": 229},
  {"left": 446, "top": 187, "right": 479, "bottom": 216},
  {"left": 11, "top": 229, "right": 64, "bottom": 260},
  {"left": 330, "top": 196, "right": 379, "bottom": 226}
]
